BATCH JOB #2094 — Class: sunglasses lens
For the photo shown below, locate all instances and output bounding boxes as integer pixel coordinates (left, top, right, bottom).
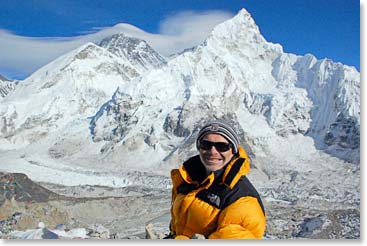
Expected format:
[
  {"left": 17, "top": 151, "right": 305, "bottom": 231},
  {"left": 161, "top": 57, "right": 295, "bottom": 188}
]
[
  {"left": 199, "top": 140, "right": 212, "bottom": 150},
  {"left": 216, "top": 142, "right": 231, "bottom": 152},
  {"left": 199, "top": 140, "right": 231, "bottom": 152}
]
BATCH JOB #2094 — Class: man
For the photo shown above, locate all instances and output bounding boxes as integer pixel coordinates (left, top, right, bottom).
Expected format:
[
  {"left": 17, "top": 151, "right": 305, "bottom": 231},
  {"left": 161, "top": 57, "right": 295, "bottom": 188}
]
[{"left": 167, "top": 120, "right": 266, "bottom": 239}]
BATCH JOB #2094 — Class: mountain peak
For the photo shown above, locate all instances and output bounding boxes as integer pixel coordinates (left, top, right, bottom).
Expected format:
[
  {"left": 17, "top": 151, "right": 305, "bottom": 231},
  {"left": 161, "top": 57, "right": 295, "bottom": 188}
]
[
  {"left": 99, "top": 33, "right": 140, "bottom": 46},
  {"left": 233, "top": 8, "right": 257, "bottom": 26},
  {"left": 212, "top": 8, "right": 260, "bottom": 35},
  {"left": 207, "top": 8, "right": 283, "bottom": 54},
  {"left": 98, "top": 33, "right": 166, "bottom": 72}
]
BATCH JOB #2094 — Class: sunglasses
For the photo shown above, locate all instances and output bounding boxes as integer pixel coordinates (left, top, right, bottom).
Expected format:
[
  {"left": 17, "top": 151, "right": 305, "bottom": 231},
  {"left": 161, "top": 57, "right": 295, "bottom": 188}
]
[{"left": 199, "top": 140, "right": 232, "bottom": 152}]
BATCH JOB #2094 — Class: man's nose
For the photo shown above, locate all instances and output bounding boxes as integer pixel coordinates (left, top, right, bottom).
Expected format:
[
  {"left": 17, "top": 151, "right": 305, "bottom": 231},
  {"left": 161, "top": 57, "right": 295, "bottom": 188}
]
[{"left": 209, "top": 146, "right": 220, "bottom": 154}]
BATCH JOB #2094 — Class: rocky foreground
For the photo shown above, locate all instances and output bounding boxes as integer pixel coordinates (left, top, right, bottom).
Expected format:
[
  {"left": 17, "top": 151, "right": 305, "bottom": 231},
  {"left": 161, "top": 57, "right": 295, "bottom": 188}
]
[
  {"left": 0, "top": 172, "right": 360, "bottom": 239},
  {"left": 0, "top": 172, "right": 171, "bottom": 239}
]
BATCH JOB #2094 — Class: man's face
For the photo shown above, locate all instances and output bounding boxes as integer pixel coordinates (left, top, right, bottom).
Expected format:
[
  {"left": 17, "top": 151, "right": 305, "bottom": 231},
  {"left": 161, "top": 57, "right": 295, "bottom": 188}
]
[{"left": 199, "top": 133, "right": 234, "bottom": 173}]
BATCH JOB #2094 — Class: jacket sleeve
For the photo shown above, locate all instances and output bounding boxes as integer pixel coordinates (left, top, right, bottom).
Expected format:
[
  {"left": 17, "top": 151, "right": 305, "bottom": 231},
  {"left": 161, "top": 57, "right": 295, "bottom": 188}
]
[
  {"left": 208, "top": 196, "right": 266, "bottom": 239},
  {"left": 169, "top": 169, "right": 185, "bottom": 238}
]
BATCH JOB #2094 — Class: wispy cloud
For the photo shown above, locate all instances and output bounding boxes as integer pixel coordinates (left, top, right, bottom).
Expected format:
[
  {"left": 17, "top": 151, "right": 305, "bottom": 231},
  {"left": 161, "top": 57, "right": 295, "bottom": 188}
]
[{"left": 0, "top": 10, "right": 233, "bottom": 80}]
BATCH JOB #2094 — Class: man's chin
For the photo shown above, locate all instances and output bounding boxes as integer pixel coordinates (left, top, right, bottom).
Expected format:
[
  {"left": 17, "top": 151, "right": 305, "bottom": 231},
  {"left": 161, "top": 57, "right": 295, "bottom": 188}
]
[{"left": 204, "top": 163, "right": 223, "bottom": 172}]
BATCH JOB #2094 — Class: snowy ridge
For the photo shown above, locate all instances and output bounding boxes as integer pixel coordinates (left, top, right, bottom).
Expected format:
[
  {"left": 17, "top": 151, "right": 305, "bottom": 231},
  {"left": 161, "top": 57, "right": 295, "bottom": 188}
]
[
  {"left": 0, "top": 42, "right": 140, "bottom": 141},
  {"left": 291, "top": 55, "right": 360, "bottom": 161}
]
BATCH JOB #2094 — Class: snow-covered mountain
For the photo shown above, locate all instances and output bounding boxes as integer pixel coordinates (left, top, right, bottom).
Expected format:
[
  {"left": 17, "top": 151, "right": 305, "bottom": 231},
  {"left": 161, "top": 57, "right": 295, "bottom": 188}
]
[
  {"left": 99, "top": 33, "right": 167, "bottom": 73},
  {"left": 0, "top": 42, "right": 141, "bottom": 145},
  {"left": 0, "top": 8, "right": 360, "bottom": 215},
  {"left": 0, "top": 74, "right": 18, "bottom": 98},
  {"left": 91, "top": 8, "right": 360, "bottom": 166}
]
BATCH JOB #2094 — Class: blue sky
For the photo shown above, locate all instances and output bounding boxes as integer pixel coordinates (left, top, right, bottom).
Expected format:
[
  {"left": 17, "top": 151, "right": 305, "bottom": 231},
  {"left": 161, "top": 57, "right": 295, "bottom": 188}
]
[{"left": 0, "top": 0, "right": 360, "bottom": 80}]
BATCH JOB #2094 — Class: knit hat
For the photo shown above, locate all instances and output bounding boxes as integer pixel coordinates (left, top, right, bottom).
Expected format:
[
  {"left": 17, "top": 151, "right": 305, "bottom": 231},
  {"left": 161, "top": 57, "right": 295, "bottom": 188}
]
[{"left": 196, "top": 120, "right": 240, "bottom": 154}]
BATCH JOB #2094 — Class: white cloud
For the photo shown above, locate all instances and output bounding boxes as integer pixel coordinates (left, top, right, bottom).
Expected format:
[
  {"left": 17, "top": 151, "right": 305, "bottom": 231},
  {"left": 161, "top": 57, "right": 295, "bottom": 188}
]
[
  {"left": 0, "top": 10, "right": 234, "bottom": 80},
  {"left": 0, "top": 30, "right": 85, "bottom": 79},
  {"left": 159, "top": 10, "right": 233, "bottom": 36}
]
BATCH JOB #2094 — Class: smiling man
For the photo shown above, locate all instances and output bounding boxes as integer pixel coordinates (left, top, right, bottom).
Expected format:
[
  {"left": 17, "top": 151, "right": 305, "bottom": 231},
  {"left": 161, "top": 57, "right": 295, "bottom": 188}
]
[{"left": 167, "top": 120, "right": 266, "bottom": 239}]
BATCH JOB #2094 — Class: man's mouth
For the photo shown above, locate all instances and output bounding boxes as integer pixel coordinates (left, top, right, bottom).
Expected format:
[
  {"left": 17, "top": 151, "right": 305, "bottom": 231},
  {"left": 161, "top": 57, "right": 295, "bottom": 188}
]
[{"left": 205, "top": 156, "right": 223, "bottom": 164}]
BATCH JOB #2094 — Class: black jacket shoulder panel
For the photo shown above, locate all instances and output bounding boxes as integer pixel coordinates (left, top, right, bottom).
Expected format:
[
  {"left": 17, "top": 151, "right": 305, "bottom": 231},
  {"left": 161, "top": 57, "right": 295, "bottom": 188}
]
[
  {"left": 229, "top": 176, "right": 265, "bottom": 215},
  {"left": 196, "top": 176, "right": 265, "bottom": 215}
]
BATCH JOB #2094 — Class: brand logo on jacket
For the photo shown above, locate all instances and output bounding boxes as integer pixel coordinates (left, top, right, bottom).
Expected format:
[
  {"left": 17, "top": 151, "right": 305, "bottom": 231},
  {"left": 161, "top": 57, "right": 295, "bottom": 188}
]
[{"left": 207, "top": 193, "right": 221, "bottom": 207}]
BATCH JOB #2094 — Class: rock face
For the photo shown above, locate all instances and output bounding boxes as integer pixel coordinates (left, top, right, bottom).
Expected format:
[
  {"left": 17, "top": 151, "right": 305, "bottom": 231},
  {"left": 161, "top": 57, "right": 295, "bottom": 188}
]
[{"left": 0, "top": 8, "right": 360, "bottom": 239}]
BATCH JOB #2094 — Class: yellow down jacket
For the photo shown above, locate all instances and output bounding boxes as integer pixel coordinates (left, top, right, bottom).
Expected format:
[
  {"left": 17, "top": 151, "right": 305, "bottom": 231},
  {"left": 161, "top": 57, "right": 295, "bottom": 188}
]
[{"left": 168, "top": 146, "right": 266, "bottom": 239}]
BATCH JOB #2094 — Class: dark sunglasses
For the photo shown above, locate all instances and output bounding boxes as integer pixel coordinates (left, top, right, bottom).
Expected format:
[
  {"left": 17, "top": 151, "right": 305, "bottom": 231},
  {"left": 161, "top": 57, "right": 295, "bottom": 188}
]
[{"left": 199, "top": 140, "right": 232, "bottom": 152}]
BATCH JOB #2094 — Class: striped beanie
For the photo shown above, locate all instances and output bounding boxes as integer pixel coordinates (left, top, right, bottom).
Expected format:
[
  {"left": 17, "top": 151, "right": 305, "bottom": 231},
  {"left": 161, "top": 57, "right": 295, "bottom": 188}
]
[{"left": 196, "top": 120, "right": 240, "bottom": 154}]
